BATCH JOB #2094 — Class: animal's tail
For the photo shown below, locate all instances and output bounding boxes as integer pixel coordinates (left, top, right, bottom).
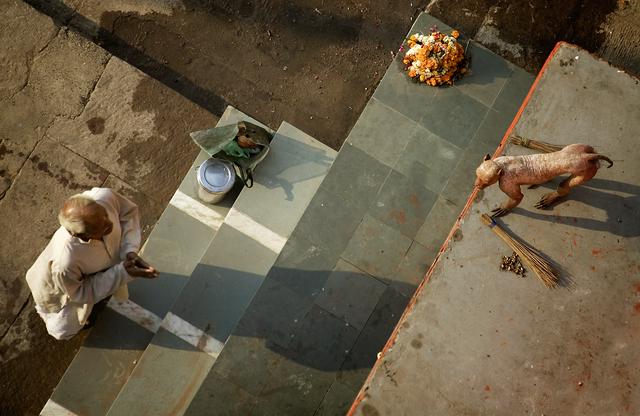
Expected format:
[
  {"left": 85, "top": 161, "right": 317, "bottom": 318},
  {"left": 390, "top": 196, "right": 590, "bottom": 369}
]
[{"left": 591, "top": 154, "right": 614, "bottom": 168}]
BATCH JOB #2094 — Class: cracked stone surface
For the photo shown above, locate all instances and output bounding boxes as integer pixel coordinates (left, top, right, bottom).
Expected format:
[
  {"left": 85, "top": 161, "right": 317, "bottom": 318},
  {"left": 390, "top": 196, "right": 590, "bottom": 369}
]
[
  {"left": 26, "top": 0, "right": 428, "bottom": 151},
  {"left": 0, "top": 296, "right": 88, "bottom": 416},
  {"left": 27, "top": 28, "right": 111, "bottom": 117},
  {"left": 0, "top": 139, "right": 109, "bottom": 338},
  {"left": 48, "top": 56, "right": 215, "bottom": 203},
  {"left": 0, "top": 0, "right": 58, "bottom": 99},
  {"left": 0, "top": 2, "right": 219, "bottom": 414},
  {"left": 0, "top": 12, "right": 110, "bottom": 199},
  {"left": 427, "top": 0, "right": 640, "bottom": 76}
]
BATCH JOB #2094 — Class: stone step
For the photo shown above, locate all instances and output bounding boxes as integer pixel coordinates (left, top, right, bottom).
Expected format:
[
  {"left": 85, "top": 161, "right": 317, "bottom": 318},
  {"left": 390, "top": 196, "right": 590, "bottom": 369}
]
[
  {"left": 40, "top": 106, "right": 269, "bottom": 416},
  {"left": 103, "top": 122, "right": 336, "bottom": 415}
]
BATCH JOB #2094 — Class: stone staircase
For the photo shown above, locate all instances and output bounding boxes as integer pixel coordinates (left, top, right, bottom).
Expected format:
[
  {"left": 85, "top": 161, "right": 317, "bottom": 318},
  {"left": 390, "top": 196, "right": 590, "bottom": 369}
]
[
  {"left": 42, "top": 108, "right": 336, "bottom": 415},
  {"left": 39, "top": 12, "right": 534, "bottom": 416}
]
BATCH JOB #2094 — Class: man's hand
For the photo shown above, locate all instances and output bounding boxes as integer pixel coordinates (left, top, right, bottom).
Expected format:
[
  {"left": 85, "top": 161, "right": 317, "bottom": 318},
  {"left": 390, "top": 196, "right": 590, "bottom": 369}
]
[{"left": 124, "top": 252, "right": 159, "bottom": 278}]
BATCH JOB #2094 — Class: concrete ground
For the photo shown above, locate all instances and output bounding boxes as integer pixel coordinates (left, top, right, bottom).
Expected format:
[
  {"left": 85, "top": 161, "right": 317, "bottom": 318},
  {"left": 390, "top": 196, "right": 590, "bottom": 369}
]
[
  {"left": 0, "top": 2, "right": 215, "bottom": 414},
  {"left": 351, "top": 43, "right": 640, "bottom": 415},
  {"left": 2, "top": 0, "right": 640, "bottom": 415},
  {"left": 24, "top": 0, "right": 640, "bottom": 150},
  {"left": 427, "top": 0, "right": 640, "bottom": 76}
]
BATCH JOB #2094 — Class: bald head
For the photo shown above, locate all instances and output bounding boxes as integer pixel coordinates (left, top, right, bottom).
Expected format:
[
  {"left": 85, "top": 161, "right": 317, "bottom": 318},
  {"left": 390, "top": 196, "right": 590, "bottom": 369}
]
[{"left": 59, "top": 195, "right": 113, "bottom": 240}]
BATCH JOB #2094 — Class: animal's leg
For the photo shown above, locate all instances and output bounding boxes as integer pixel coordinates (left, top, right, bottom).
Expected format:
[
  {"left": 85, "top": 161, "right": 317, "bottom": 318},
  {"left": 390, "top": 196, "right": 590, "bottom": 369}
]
[
  {"left": 491, "top": 183, "right": 523, "bottom": 217},
  {"left": 535, "top": 168, "right": 596, "bottom": 209}
]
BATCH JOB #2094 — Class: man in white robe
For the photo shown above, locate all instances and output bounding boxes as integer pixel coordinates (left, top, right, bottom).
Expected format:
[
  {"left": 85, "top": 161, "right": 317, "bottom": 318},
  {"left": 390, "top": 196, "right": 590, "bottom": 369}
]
[{"left": 26, "top": 188, "right": 158, "bottom": 340}]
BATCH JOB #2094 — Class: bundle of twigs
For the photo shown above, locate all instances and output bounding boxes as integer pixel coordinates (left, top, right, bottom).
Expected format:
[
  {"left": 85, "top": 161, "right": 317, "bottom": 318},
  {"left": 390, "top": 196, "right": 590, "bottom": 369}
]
[
  {"left": 481, "top": 214, "right": 559, "bottom": 288},
  {"left": 509, "top": 135, "right": 563, "bottom": 153}
]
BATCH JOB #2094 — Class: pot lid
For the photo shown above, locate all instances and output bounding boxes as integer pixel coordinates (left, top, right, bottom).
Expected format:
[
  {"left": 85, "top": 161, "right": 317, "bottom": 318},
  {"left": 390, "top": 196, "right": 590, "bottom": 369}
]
[{"left": 197, "top": 158, "right": 235, "bottom": 193}]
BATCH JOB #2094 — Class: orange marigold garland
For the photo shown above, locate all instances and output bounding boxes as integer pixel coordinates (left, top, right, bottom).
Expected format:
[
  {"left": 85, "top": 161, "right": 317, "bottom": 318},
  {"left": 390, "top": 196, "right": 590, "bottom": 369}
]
[{"left": 402, "top": 29, "right": 467, "bottom": 86}]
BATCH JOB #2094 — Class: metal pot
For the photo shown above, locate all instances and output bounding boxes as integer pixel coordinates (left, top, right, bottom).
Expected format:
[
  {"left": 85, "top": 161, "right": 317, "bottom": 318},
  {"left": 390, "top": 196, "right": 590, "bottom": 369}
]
[{"left": 196, "top": 158, "right": 236, "bottom": 204}]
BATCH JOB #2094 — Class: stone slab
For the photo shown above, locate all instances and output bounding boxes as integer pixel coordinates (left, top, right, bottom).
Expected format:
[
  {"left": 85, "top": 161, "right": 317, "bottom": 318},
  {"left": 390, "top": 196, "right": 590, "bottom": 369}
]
[
  {"left": 126, "top": 204, "right": 215, "bottom": 318},
  {"left": 342, "top": 214, "right": 413, "bottom": 282},
  {"left": 393, "top": 125, "right": 463, "bottom": 195},
  {"left": 169, "top": 224, "right": 278, "bottom": 342},
  {"left": 287, "top": 304, "right": 360, "bottom": 371},
  {"left": 234, "top": 277, "right": 315, "bottom": 350},
  {"left": 372, "top": 57, "right": 438, "bottom": 126},
  {"left": 414, "top": 195, "right": 462, "bottom": 252},
  {"left": 0, "top": 5, "right": 108, "bottom": 194},
  {"left": 47, "top": 56, "right": 216, "bottom": 204},
  {"left": 249, "top": 347, "right": 337, "bottom": 416},
  {"left": 367, "top": 169, "right": 438, "bottom": 240},
  {"left": 183, "top": 371, "right": 258, "bottom": 416},
  {"left": 208, "top": 334, "right": 289, "bottom": 398},
  {"left": 337, "top": 286, "right": 409, "bottom": 391},
  {"left": 419, "top": 86, "right": 489, "bottom": 149},
  {"left": 106, "top": 329, "right": 216, "bottom": 416},
  {"left": 47, "top": 308, "right": 153, "bottom": 416},
  {"left": 293, "top": 186, "right": 367, "bottom": 261},
  {"left": 314, "top": 381, "right": 359, "bottom": 416},
  {"left": 492, "top": 66, "right": 536, "bottom": 115},
  {"left": 314, "top": 259, "right": 387, "bottom": 330},
  {"left": 319, "top": 143, "right": 391, "bottom": 214},
  {"left": 268, "top": 232, "right": 341, "bottom": 299},
  {"left": 351, "top": 43, "right": 640, "bottom": 416},
  {"left": 390, "top": 240, "right": 440, "bottom": 297},
  {"left": 346, "top": 98, "right": 416, "bottom": 168},
  {"left": 0, "top": 296, "right": 88, "bottom": 416},
  {"left": 453, "top": 41, "right": 513, "bottom": 108}
]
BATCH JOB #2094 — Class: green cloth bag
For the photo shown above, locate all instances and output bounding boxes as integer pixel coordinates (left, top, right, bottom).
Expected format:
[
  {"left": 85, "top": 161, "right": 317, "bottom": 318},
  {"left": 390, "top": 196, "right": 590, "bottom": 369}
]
[{"left": 190, "top": 121, "right": 272, "bottom": 187}]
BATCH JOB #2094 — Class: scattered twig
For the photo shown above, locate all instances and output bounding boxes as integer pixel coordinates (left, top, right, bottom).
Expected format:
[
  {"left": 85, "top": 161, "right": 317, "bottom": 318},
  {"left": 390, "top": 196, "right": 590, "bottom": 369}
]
[{"left": 481, "top": 214, "right": 559, "bottom": 288}]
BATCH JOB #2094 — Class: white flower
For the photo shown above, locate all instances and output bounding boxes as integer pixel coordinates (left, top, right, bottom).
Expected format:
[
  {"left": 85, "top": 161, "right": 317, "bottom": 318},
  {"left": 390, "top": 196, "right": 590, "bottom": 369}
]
[
  {"left": 414, "top": 60, "right": 422, "bottom": 67},
  {"left": 405, "top": 44, "right": 422, "bottom": 56},
  {"left": 427, "top": 35, "right": 435, "bottom": 44}
]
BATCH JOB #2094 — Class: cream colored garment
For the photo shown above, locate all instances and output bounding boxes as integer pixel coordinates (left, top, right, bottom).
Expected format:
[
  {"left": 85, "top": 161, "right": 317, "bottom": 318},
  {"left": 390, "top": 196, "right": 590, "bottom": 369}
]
[{"left": 26, "top": 188, "right": 141, "bottom": 336}]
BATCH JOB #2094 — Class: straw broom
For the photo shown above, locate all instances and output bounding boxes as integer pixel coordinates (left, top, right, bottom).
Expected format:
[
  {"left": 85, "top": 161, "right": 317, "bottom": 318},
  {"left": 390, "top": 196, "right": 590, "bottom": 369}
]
[
  {"left": 509, "top": 135, "right": 563, "bottom": 153},
  {"left": 481, "top": 214, "right": 559, "bottom": 288}
]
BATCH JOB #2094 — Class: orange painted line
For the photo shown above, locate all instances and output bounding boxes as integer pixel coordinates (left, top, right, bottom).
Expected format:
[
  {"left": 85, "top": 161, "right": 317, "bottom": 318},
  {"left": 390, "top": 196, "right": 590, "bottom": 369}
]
[{"left": 347, "top": 41, "right": 567, "bottom": 415}]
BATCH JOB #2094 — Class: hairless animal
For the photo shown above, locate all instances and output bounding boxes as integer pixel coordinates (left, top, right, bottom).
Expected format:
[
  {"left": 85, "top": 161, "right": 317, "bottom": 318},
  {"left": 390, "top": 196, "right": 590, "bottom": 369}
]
[{"left": 474, "top": 144, "right": 613, "bottom": 217}]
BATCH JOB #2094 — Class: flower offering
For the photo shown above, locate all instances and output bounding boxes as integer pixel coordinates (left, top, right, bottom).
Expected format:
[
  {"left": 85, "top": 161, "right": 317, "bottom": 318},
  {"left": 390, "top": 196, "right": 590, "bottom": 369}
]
[{"left": 403, "top": 29, "right": 466, "bottom": 86}]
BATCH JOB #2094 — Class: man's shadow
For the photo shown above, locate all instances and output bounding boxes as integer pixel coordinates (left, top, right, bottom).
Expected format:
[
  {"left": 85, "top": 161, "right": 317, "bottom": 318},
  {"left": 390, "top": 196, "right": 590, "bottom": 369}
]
[{"left": 513, "top": 177, "right": 640, "bottom": 238}]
